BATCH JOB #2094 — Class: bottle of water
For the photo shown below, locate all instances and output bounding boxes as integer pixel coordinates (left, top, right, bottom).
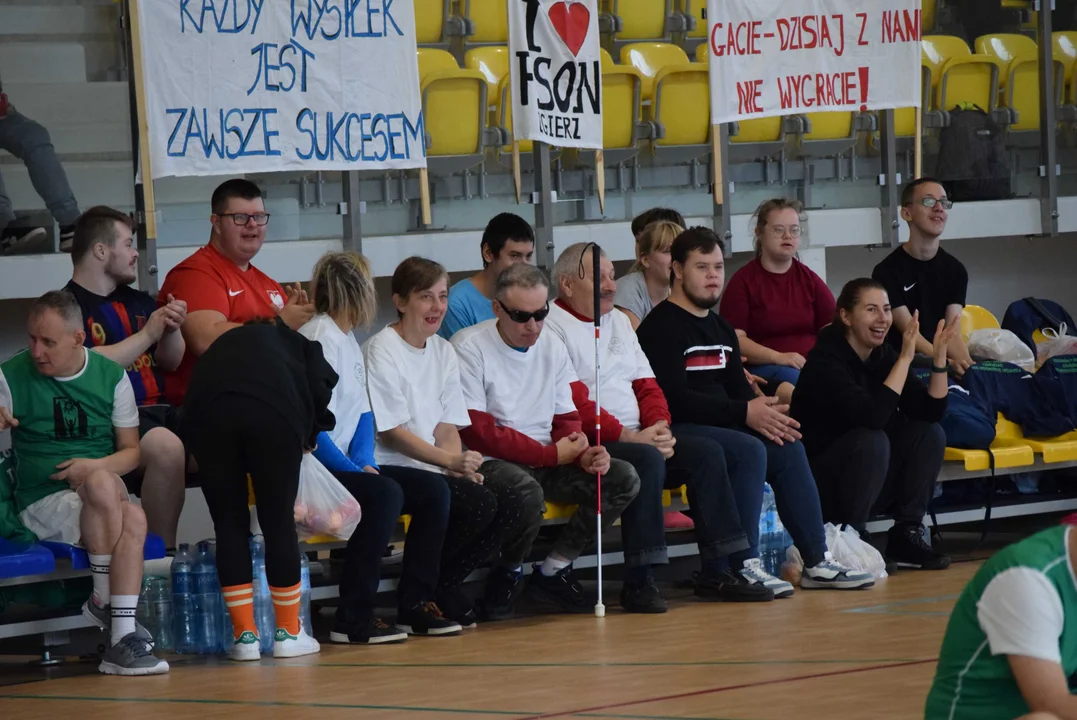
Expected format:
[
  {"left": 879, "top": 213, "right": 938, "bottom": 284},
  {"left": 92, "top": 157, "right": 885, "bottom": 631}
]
[
  {"left": 250, "top": 536, "right": 275, "bottom": 653},
  {"left": 759, "top": 485, "right": 784, "bottom": 576},
  {"left": 137, "top": 576, "right": 174, "bottom": 651},
  {"left": 192, "top": 540, "right": 221, "bottom": 654},
  {"left": 171, "top": 544, "right": 196, "bottom": 653},
  {"left": 299, "top": 552, "right": 312, "bottom": 634}
]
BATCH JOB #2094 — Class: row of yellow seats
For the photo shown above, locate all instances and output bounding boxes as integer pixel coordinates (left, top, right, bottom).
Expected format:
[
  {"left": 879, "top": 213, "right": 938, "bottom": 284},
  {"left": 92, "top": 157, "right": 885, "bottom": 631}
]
[{"left": 416, "top": 0, "right": 506, "bottom": 45}]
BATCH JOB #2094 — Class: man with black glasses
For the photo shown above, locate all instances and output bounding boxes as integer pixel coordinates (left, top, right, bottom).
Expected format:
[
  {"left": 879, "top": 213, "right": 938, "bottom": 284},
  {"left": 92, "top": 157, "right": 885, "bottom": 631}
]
[
  {"left": 157, "top": 179, "right": 314, "bottom": 405},
  {"left": 873, "top": 178, "right": 975, "bottom": 377}
]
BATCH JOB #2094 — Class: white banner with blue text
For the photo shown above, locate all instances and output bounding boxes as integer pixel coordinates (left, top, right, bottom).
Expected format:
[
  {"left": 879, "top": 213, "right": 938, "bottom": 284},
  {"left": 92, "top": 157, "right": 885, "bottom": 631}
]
[{"left": 137, "top": 0, "right": 427, "bottom": 178}]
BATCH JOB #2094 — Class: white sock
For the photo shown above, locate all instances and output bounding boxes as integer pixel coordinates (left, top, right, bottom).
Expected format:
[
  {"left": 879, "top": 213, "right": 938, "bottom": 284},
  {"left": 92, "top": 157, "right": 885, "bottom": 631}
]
[
  {"left": 110, "top": 594, "right": 139, "bottom": 645},
  {"left": 89, "top": 554, "right": 112, "bottom": 608},
  {"left": 540, "top": 556, "right": 570, "bottom": 577}
]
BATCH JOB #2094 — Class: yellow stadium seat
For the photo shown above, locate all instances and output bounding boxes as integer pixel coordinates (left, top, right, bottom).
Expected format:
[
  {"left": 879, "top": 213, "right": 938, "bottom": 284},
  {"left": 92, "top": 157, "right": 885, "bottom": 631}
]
[
  {"left": 464, "top": 45, "right": 509, "bottom": 119},
  {"left": 415, "top": 0, "right": 450, "bottom": 44},
  {"left": 465, "top": 0, "right": 508, "bottom": 43},
  {"left": 922, "top": 0, "right": 938, "bottom": 33},
  {"left": 602, "top": 65, "right": 644, "bottom": 151},
  {"left": 543, "top": 502, "right": 577, "bottom": 520},
  {"left": 802, "top": 112, "right": 854, "bottom": 141},
  {"left": 976, "top": 34, "right": 1064, "bottom": 132},
  {"left": 683, "top": 0, "right": 706, "bottom": 38},
  {"left": 695, "top": 43, "right": 785, "bottom": 147},
  {"left": 417, "top": 49, "right": 489, "bottom": 158},
  {"left": 602, "top": 0, "right": 671, "bottom": 41},
  {"left": 621, "top": 43, "right": 709, "bottom": 149},
  {"left": 961, "top": 304, "right": 1001, "bottom": 341},
  {"left": 1054, "top": 31, "right": 1077, "bottom": 89},
  {"left": 996, "top": 414, "right": 1077, "bottom": 463},
  {"left": 921, "top": 35, "right": 1004, "bottom": 112},
  {"left": 621, "top": 42, "right": 689, "bottom": 101}
]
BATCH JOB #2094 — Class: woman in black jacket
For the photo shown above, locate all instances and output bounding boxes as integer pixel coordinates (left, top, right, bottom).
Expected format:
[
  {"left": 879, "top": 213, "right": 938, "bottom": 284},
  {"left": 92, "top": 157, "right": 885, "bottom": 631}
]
[
  {"left": 791, "top": 278, "right": 954, "bottom": 571},
  {"left": 182, "top": 318, "right": 338, "bottom": 661}
]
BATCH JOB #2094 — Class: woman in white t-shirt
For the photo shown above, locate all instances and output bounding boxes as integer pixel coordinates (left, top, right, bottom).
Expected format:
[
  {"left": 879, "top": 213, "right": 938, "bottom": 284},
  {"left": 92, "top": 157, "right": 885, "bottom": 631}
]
[
  {"left": 365, "top": 257, "right": 535, "bottom": 628},
  {"left": 300, "top": 252, "right": 460, "bottom": 643}
]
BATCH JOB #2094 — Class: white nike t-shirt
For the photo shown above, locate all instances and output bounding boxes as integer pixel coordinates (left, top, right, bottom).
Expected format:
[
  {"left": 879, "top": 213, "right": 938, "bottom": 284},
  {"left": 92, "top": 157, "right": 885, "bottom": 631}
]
[
  {"left": 452, "top": 319, "right": 578, "bottom": 445},
  {"left": 298, "top": 314, "right": 368, "bottom": 457},
  {"left": 363, "top": 326, "right": 471, "bottom": 473}
]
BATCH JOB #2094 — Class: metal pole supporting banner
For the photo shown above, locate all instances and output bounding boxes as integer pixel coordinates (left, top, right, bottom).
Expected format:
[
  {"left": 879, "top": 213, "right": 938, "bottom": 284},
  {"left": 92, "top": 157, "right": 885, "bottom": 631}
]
[
  {"left": 713, "top": 123, "right": 733, "bottom": 258},
  {"left": 1038, "top": 0, "right": 1060, "bottom": 237},
  {"left": 341, "top": 171, "right": 364, "bottom": 255},
  {"left": 878, "top": 109, "right": 901, "bottom": 248},
  {"left": 123, "top": 0, "right": 159, "bottom": 295},
  {"left": 533, "top": 141, "right": 557, "bottom": 273}
]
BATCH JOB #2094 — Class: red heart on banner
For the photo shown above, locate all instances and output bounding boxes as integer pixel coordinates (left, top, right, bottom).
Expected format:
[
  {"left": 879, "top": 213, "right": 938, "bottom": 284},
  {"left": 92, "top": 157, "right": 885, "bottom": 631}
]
[{"left": 547, "top": 1, "right": 590, "bottom": 57}]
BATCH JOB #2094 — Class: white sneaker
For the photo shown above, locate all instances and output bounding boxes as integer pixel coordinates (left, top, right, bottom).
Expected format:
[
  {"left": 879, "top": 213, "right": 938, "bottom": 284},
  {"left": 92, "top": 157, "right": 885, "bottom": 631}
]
[
  {"left": 228, "top": 631, "right": 261, "bottom": 662},
  {"left": 801, "top": 552, "right": 876, "bottom": 590},
  {"left": 739, "top": 558, "right": 795, "bottom": 598},
  {"left": 273, "top": 622, "right": 321, "bottom": 658}
]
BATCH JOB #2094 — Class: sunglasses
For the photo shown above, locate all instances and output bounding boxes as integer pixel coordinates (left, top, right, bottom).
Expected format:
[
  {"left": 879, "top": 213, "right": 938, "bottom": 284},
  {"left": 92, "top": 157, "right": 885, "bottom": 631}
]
[{"left": 497, "top": 300, "right": 550, "bottom": 324}]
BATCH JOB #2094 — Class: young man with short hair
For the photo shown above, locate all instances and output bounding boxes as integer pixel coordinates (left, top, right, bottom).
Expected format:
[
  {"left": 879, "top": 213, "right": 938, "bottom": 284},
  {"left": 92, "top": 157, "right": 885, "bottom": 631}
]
[
  {"left": 637, "top": 228, "right": 875, "bottom": 592},
  {"left": 65, "top": 206, "right": 188, "bottom": 547},
  {"left": 158, "top": 179, "right": 315, "bottom": 405},
  {"left": 453, "top": 264, "right": 642, "bottom": 614},
  {"left": 0, "top": 291, "right": 168, "bottom": 676},
  {"left": 438, "top": 212, "right": 535, "bottom": 339},
  {"left": 872, "top": 178, "right": 974, "bottom": 377}
]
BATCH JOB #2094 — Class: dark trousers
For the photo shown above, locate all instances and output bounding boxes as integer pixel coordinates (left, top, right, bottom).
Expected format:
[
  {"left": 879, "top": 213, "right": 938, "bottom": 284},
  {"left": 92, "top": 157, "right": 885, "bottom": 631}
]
[
  {"left": 674, "top": 424, "right": 829, "bottom": 569},
  {"left": 608, "top": 435, "right": 749, "bottom": 567},
  {"left": 809, "top": 421, "right": 946, "bottom": 532},
  {"left": 185, "top": 395, "right": 301, "bottom": 589}
]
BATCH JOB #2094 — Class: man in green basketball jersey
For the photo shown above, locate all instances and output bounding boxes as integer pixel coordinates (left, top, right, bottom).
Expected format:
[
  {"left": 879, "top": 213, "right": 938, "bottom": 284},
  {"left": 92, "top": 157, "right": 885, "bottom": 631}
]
[
  {"left": 0, "top": 291, "right": 168, "bottom": 676},
  {"left": 926, "top": 523, "right": 1077, "bottom": 720}
]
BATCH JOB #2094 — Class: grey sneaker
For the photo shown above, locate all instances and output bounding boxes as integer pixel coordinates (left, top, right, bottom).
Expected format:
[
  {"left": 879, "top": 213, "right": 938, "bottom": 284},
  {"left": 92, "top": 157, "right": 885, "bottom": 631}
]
[
  {"left": 82, "top": 600, "right": 154, "bottom": 644},
  {"left": 98, "top": 632, "right": 170, "bottom": 676},
  {"left": 0, "top": 226, "right": 46, "bottom": 255},
  {"left": 801, "top": 552, "right": 876, "bottom": 590}
]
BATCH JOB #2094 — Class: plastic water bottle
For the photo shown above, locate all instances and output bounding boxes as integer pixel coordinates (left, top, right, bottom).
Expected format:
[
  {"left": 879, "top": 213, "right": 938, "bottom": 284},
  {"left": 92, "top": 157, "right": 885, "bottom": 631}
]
[
  {"left": 759, "top": 485, "right": 785, "bottom": 576},
  {"left": 299, "top": 552, "right": 313, "bottom": 634},
  {"left": 171, "top": 544, "right": 197, "bottom": 653},
  {"left": 137, "top": 576, "right": 173, "bottom": 651},
  {"left": 192, "top": 541, "right": 221, "bottom": 653},
  {"left": 251, "top": 536, "right": 275, "bottom": 652}
]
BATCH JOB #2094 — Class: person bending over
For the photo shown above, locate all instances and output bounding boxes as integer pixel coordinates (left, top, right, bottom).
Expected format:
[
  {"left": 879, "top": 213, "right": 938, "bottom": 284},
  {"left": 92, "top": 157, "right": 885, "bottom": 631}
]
[
  {"left": 719, "top": 198, "right": 834, "bottom": 407},
  {"left": 637, "top": 228, "right": 875, "bottom": 593},
  {"left": 453, "top": 264, "right": 641, "bottom": 613},
  {"left": 365, "top": 257, "right": 535, "bottom": 628},
  {"left": 792, "top": 278, "right": 952, "bottom": 571},
  {"left": 548, "top": 243, "right": 775, "bottom": 606},
  {"left": 0, "top": 291, "right": 166, "bottom": 675},
  {"left": 182, "top": 318, "right": 336, "bottom": 661}
]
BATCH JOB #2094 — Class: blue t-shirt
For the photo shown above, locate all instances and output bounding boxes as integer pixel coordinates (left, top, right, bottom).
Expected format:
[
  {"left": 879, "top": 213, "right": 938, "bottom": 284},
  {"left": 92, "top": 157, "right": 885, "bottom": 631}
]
[{"left": 438, "top": 278, "right": 495, "bottom": 340}]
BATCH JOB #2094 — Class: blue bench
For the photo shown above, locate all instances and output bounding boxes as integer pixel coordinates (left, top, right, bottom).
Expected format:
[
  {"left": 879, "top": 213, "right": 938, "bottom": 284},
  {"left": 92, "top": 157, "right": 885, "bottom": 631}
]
[
  {"left": 38, "top": 534, "right": 167, "bottom": 570},
  {"left": 0, "top": 537, "right": 56, "bottom": 580}
]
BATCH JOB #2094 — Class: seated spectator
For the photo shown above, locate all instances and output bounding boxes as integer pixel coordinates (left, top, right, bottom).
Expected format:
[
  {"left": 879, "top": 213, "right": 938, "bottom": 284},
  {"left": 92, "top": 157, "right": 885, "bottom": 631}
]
[
  {"left": 453, "top": 264, "right": 641, "bottom": 613},
  {"left": 548, "top": 243, "right": 775, "bottom": 604},
  {"left": 0, "top": 89, "right": 80, "bottom": 254},
  {"left": 872, "top": 178, "right": 974, "bottom": 377},
  {"left": 365, "top": 257, "right": 536, "bottom": 628},
  {"left": 0, "top": 291, "right": 167, "bottom": 675},
  {"left": 439, "top": 213, "right": 535, "bottom": 339},
  {"left": 615, "top": 219, "right": 684, "bottom": 330},
  {"left": 925, "top": 524, "right": 1076, "bottom": 720},
  {"left": 630, "top": 207, "right": 685, "bottom": 245},
  {"left": 637, "top": 228, "right": 875, "bottom": 592},
  {"left": 182, "top": 318, "right": 335, "bottom": 661},
  {"left": 158, "top": 178, "right": 314, "bottom": 405},
  {"left": 720, "top": 199, "right": 833, "bottom": 406},
  {"left": 65, "top": 206, "right": 188, "bottom": 548},
  {"left": 792, "top": 278, "right": 952, "bottom": 570}
]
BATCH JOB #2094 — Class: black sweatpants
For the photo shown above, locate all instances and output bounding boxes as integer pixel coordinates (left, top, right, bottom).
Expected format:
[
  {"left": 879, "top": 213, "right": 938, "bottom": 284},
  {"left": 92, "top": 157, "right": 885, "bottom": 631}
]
[
  {"left": 808, "top": 420, "right": 946, "bottom": 533},
  {"left": 185, "top": 394, "right": 302, "bottom": 589}
]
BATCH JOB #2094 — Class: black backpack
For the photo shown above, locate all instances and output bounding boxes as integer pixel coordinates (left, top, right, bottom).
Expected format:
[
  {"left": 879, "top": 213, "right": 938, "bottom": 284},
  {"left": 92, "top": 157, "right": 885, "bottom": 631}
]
[{"left": 934, "top": 106, "right": 1012, "bottom": 202}]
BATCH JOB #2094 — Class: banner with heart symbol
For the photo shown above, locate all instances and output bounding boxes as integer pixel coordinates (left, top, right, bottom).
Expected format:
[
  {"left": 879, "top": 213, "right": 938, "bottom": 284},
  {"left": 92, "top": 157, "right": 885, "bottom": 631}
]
[{"left": 508, "top": 0, "right": 603, "bottom": 149}]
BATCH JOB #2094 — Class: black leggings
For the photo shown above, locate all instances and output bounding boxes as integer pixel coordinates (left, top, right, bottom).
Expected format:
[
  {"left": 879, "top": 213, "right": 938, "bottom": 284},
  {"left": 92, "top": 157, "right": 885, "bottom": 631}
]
[{"left": 186, "top": 395, "right": 302, "bottom": 589}]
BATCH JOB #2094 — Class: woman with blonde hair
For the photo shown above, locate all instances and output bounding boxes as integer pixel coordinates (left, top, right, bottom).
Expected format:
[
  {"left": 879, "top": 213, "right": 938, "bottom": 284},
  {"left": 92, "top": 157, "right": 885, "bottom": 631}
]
[
  {"left": 300, "top": 251, "right": 461, "bottom": 644},
  {"left": 614, "top": 219, "right": 684, "bottom": 330}
]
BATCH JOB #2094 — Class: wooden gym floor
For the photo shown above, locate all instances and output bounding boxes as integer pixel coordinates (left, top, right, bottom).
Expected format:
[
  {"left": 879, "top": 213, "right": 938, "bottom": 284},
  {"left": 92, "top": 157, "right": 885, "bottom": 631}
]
[{"left": 0, "top": 555, "right": 982, "bottom": 720}]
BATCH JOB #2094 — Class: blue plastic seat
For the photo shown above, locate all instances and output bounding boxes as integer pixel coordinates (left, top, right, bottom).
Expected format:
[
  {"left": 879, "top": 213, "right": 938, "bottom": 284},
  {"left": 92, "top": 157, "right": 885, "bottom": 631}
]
[
  {"left": 0, "top": 537, "right": 56, "bottom": 579},
  {"left": 40, "top": 533, "right": 167, "bottom": 570}
]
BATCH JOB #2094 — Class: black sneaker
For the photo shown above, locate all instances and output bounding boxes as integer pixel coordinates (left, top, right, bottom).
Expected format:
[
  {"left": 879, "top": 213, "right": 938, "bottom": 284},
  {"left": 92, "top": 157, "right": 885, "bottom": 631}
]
[
  {"left": 480, "top": 566, "right": 525, "bottom": 621},
  {"left": 620, "top": 579, "right": 668, "bottom": 614},
  {"left": 886, "top": 524, "right": 951, "bottom": 571},
  {"left": 329, "top": 617, "right": 408, "bottom": 645},
  {"left": 0, "top": 226, "right": 46, "bottom": 255},
  {"left": 396, "top": 601, "right": 462, "bottom": 636},
  {"left": 694, "top": 569, "right": 775, "bottom": 602},
  {"left": 526, "top": 564, "right": 595, "bottom": 613},
  {"left": 59, "top": 225, "right": 75, "bottom": 253},
  {"left": 436, "top": 587, "right": 479, "bottom": 629}
]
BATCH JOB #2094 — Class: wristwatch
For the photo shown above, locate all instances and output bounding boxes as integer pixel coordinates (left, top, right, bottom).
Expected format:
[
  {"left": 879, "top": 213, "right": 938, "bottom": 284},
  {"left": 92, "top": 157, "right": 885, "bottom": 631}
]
[{"left": 931, "top": 363, "right": 949, "bottom": 373}]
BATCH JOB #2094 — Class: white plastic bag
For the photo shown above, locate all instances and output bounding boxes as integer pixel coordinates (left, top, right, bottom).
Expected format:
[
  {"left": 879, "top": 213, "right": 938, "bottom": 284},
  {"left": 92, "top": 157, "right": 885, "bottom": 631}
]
[
  {"left": 783, "top": 523, "right": 888, "bottom": 581},
  {"left": 293, "top": 455, "right": 361, "bottom": 541},
  {"left": 1036, "top": 324, "right": 1077, "bottom": 365},
  {"left": 968, "top": 328, "right": 1035, "bottom": 372}
]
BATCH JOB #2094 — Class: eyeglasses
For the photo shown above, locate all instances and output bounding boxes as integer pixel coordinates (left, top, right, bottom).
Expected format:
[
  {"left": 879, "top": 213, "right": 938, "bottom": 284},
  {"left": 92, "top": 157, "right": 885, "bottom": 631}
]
[
  {"left": 908, "top": 197, "right": 953, "bottom": 210},
  {"left": 219, "top": 212, "right": 271, "bottom": 226},
  {"left": 766, "top": 225, "right": 801, "bottom": 238},
  {"left": 497, "top": 300, "right": 550, "bottom": 324}
]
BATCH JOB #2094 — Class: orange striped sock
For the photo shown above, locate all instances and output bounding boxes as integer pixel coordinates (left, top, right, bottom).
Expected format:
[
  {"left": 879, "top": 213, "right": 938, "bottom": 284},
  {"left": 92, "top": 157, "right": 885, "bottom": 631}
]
[
  {"left": 269, "top": 583, "right": 302, "bottom": 636},
  {"left": 222, "top": 583, "right": 258, "bottom": 640}
]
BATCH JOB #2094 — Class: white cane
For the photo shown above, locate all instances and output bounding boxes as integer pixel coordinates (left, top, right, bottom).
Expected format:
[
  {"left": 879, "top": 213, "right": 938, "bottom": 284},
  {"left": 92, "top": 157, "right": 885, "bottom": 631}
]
[{"left": 590, "top": 243, "right": 605, "bottom": 618}]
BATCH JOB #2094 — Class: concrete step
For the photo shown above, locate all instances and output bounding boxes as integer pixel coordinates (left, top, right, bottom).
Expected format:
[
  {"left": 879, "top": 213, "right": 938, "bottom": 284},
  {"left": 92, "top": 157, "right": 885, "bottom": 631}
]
[
  {"left": 3, "top": 82, "right": 130, "bottom": 127},
  {"left": 0, "top": 4, "right": 117, "bottom": 35},
  {"left": 2, "top": 158, "right": 133, "bottom": 209},
  {"left": 0, "top": 42, "right": 87, "bottom": 83}
]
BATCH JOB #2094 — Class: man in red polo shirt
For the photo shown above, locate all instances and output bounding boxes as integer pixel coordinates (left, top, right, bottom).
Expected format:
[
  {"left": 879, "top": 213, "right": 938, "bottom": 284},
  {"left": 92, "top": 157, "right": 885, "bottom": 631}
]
[{"left": 158, "top": 179, "right": 314, "bottom": 405}]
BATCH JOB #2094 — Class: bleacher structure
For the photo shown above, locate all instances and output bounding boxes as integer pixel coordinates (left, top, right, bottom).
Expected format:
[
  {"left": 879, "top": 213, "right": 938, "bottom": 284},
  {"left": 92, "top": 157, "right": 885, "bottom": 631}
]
[{"left": 4, "top": 0, "right": 1077, "bottom": 649}]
